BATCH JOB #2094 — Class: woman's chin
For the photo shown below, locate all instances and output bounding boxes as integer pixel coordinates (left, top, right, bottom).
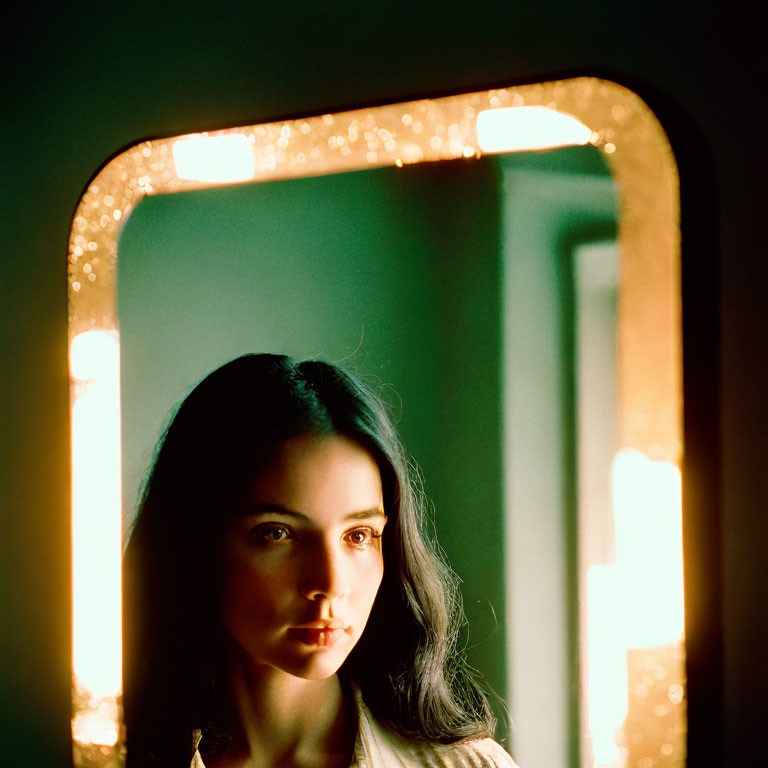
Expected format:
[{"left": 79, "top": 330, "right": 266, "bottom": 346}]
[
  {"left": 276, "top": 629, "right": 357, "bottom": 679},
  {"left": 281, "top": 651, "right": 348, "bottom": 680}
]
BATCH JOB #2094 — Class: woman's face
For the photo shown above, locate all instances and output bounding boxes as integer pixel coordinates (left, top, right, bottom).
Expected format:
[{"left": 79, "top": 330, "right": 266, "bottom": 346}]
[{"left": 219, "top": 432, "right": 387, "bottom": 680}]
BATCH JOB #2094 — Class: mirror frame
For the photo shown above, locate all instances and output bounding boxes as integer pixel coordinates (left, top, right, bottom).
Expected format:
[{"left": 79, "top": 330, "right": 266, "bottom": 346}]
[{"left": 67, "top": 77, "right": 681, "bottom": 767}]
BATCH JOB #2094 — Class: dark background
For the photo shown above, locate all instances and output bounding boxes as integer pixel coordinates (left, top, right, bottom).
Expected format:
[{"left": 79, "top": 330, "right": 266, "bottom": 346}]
[{"left": 1, "top": 1, "right": 764, "bottom": 766}]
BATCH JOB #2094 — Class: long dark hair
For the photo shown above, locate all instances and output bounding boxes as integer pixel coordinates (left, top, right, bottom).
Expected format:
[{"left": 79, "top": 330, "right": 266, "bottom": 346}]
[{"left": 123, "top": 353, "right": 495, "bottom": 767}]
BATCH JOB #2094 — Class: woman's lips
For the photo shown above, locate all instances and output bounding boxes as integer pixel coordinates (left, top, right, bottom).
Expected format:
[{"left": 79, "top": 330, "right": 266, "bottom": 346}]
[{"left": 288, "top": 627, "right": 347, "bottom": 647}]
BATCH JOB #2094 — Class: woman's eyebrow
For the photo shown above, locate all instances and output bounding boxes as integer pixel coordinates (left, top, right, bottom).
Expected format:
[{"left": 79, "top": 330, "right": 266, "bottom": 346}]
[
  {"left": 238, "top": 504, "right": 386, "bottom": 521},
  {"left": 238, "top": 503, "right": 309, "bottom": 520},
  {"left": 342, "top": 509, "right": 387, "bottom": 522}
]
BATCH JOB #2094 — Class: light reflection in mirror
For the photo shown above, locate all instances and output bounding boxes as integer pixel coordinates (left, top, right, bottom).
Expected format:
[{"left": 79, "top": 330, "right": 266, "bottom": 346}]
[
  {"left": 70, "top": 331, "right": 122, "bottom": 753},
  {"left": 587, "top": 450, "right": 684, "bottom": 766},
  {"left": 477, "top": 106, "right": 593, "bottom": 153},
  {"left": 172, "top": 133, "right": 255, "bottom": 183}
]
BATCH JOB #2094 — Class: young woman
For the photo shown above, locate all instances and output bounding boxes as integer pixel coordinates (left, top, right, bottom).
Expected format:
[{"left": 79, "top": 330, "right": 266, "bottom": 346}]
[{"left": 123, "top": 353, "right": 518, "bottom": 767}]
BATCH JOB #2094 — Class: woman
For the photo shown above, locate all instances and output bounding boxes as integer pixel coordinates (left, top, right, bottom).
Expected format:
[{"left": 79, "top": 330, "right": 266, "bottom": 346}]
[{"left": 123, "top": 353, "right": 518, "bottom": 767}]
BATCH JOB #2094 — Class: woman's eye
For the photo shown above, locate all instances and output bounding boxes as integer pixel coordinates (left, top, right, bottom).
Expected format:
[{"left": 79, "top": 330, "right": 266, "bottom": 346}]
[
  {"left": 345, "top": 528, "right": 381, "bottom": 548},
  {"left": 252, "top": 524, "right": 293, "bottom": 543}
]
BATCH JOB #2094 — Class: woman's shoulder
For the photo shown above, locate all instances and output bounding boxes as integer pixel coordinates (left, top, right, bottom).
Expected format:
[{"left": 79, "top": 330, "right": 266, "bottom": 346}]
[
  {"left": 356, "top": 727, "right": 519, "bottom": 768},
  {"left": 354, "top": 689, "right": 519, "bottom": 768},
  {"left": 403, "top": 736, "right": 519, "bottom": 767}
]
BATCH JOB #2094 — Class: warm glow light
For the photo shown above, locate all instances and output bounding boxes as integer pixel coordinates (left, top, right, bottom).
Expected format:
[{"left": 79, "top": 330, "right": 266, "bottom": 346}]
[
  {"left": 586, "top": 449, "right": 685, "bottom": 767},
  {"left": 587, "top": 565, "right": 627, "bottom": 767},
  {"left": 70, "top": 328, "right": 121, "bottom": 382},
  {"left": 612, "top": 449, "right": 684, "bottom": 648},
  {"left": 72, "top": 697, "right": 120, "bottom": 747},
  {"left": 71, "top": 330, "right": 122, "bottom": 704},
  {"left": 172, "top": 133, "right": 255, "bottom": 183},
  {"left": 476, "top": 106, "right": 592, "bottom": 153}
]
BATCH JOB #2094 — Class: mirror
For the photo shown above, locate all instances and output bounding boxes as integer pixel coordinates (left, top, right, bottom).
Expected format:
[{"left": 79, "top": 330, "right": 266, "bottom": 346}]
[{"left": 68, "top": 78, "right": 684, "bottom": 768}]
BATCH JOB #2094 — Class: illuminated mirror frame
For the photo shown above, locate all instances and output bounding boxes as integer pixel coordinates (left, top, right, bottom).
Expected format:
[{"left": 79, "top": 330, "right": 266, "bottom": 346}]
[{"left": 68, "top": 77, "right": 682, "bottom": 767}]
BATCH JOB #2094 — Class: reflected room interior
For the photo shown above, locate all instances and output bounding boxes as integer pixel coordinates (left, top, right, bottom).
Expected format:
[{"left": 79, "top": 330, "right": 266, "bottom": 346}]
[{"left": 67, "top": 80, "right": 684, "bottom": 768}]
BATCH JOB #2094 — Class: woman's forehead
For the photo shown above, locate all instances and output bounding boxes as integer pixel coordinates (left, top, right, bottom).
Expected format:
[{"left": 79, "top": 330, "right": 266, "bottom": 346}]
[{"left": 239, "top": 433, "right": 384, "bottom": 522}]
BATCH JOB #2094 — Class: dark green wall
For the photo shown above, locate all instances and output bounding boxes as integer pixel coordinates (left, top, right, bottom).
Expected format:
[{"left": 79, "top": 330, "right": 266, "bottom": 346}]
[{"left": 2, "top": 2, "right": 763, "bottom": 767}]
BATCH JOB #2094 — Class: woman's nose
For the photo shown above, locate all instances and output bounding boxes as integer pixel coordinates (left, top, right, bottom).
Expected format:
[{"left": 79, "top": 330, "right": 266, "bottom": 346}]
[{"left": 299, "top": 542, "right": 351, "bottom": 602}]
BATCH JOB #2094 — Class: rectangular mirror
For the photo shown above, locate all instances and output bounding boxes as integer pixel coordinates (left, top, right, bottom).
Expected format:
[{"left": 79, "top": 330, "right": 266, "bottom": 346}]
[{"left": 68, "top": 78, "right": 684, "bottom": 768}]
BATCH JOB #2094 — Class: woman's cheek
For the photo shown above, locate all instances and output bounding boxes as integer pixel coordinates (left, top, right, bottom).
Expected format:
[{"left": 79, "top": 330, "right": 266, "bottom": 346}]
[
  {"left": 223, "top": 552, "right": 285, "bottom": 607},
  {"left": 356, "top": 553, "right": 385, "bottom": 601},
  {"left": 235, "top": 557, "right": 288, "bottom": 596}
]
